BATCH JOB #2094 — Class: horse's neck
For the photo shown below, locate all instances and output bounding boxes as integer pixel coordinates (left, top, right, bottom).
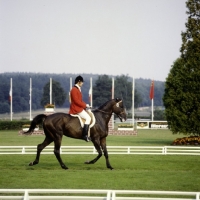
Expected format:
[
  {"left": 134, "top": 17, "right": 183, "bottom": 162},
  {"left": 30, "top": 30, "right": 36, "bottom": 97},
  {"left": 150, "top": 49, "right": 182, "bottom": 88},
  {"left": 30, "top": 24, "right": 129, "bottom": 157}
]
[{"left": 94, "top": 108, "right": 112, "bottom": 124}]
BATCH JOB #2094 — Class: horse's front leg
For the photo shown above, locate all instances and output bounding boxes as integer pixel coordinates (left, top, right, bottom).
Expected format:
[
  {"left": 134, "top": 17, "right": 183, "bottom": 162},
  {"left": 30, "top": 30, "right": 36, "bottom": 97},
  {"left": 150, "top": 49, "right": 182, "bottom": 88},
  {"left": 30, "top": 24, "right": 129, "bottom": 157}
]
[
  {"left": 85, "top": 139, "right": 102, "bottom": 164},
  {"left": 100, "top": 137, "right": 113, "bottom": 170},
  {"left": 54, "top": 139, "right": 68, "bottom": 170},
  {"left": 29, "top": 137, "right": 53, "bottom": 166}
]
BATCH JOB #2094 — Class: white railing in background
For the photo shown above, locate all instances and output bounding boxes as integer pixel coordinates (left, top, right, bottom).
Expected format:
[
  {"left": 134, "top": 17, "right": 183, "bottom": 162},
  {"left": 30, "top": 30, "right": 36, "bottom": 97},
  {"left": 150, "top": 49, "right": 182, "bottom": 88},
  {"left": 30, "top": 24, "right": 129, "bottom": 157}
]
[
  {"left": 0, "top": 189, "right": 199, "bottom": 200},
  {"left": 0, "top": 146, "right": 200, "bottom": 155}
]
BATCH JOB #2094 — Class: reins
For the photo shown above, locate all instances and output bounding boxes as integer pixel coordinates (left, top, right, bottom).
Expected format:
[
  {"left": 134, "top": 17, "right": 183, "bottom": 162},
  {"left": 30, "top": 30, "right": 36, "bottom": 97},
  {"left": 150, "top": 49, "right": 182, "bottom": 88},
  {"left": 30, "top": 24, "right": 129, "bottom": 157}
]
[{"left": 95, "top": 109, "right": 112, "bottom": 115}]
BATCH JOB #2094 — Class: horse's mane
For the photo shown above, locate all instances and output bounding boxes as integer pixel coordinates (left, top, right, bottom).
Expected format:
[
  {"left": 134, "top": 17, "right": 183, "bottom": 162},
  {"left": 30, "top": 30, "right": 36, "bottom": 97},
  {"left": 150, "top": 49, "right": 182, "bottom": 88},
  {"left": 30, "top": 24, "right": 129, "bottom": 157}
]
[
  {"left": 94, "top": 98, "right": 123, "bottom": 111},
  {"left": 97, "top": 100, "right": 112, "bottom": 110}
]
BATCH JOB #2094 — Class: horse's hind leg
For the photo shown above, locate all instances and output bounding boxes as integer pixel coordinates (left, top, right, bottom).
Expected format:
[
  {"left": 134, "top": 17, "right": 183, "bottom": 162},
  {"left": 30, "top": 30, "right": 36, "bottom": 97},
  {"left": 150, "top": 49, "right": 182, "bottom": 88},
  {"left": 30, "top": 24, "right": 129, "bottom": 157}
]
[
  {"left": 54, "top": 138, "right": 68, "bottom": 170},
  {"left": 29, "top": 136, "right": 53, "bottom": 166}
]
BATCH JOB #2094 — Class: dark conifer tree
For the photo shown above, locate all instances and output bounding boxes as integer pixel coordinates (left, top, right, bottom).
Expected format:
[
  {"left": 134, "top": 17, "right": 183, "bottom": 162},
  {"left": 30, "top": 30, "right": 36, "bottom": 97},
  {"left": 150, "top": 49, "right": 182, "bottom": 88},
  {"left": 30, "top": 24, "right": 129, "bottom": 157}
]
[{"left": 163, "top": 0, "right": 200, "bottom": 135}]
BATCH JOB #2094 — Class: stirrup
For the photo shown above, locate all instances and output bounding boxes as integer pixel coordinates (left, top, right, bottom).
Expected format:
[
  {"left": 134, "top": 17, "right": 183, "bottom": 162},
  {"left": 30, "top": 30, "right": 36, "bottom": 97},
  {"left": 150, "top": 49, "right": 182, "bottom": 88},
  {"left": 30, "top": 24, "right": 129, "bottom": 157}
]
[{"left": 83, "top": 135, "right": 91, "bottom": 142}]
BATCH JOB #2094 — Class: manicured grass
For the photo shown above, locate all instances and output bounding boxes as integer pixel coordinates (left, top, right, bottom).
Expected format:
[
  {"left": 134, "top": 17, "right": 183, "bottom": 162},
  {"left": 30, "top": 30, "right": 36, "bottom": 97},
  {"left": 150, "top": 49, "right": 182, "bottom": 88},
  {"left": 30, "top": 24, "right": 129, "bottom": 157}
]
[
  {"left": 0, "top": 129, "right": 199, "bottom": 192},
  {"left": 0, "top": 129, "right": 185, "bottom": 146},
  {"left": 0, "top": 154, "right": 199, "bottom": 191}
]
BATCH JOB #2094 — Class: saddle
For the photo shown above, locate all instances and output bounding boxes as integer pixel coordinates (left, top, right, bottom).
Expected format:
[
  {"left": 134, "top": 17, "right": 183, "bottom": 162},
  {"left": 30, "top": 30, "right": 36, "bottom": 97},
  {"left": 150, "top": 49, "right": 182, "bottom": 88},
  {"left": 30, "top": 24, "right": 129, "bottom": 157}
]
[{"left": 70, "top": 110, "right": 96, "bottom": 128}]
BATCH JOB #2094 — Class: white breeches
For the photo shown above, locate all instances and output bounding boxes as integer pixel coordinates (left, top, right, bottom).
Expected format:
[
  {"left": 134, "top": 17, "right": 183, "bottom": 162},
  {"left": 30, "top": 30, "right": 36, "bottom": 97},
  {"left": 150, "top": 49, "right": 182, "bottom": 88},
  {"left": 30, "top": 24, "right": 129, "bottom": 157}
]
[{"left": 78, "top": 110, "right": 91, "bottom": 125}]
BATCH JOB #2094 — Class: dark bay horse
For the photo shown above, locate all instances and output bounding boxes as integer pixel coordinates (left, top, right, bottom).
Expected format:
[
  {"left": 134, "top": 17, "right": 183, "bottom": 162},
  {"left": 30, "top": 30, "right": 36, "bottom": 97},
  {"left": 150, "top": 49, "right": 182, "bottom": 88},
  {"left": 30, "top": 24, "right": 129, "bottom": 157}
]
[{"left": 24, "top": 98, "right": 127, "bottom": 170}]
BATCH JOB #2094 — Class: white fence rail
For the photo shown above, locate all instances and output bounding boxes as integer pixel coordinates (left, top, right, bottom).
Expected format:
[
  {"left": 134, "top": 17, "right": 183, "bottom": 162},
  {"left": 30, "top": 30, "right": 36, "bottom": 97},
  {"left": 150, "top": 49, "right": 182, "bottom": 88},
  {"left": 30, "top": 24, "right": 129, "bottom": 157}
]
[
  {"left": 0, "top": 146, "right": 200, "bottom": 155},
  {"left": 0, "top": 189, "right": 199, "bottom": 200}
]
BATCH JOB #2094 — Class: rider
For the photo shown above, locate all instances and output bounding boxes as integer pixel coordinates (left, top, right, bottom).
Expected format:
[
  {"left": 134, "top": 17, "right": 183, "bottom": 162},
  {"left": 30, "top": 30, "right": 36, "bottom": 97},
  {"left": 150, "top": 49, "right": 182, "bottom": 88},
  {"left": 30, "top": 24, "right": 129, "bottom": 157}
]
[{"left": 69, "top": 75, "right": 91, "bottom": 142}]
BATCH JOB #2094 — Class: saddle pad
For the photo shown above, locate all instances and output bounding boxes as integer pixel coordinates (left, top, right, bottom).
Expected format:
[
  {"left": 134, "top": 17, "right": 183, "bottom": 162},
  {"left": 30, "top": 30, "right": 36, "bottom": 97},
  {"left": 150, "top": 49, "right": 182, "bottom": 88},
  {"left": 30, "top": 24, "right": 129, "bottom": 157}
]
[{"left": 70, "top": 111, "right": 96, "bottom": 128}]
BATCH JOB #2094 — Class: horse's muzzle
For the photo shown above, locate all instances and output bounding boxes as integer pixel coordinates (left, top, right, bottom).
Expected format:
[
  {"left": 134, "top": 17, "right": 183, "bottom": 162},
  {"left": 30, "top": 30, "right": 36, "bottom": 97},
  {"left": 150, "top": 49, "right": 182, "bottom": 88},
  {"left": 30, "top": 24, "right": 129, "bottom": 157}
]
[{"left": 118, "top": 114, "right": 127, "bottom": 122}]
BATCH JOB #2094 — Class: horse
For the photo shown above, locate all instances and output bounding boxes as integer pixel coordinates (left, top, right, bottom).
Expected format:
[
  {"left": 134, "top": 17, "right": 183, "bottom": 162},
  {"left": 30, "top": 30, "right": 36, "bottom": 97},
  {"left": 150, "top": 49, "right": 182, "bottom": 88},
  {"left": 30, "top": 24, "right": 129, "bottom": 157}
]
[{"left": 24, "top": 98, "right": 127, "bottom": 170}]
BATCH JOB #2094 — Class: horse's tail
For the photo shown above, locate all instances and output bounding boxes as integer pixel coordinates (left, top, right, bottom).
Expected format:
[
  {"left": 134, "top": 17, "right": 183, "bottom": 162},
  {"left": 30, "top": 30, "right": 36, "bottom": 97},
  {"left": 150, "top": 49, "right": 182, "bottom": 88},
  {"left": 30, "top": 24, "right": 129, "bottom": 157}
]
[{"left": 23, "top": 114, "right": 47, "bottom": 134}]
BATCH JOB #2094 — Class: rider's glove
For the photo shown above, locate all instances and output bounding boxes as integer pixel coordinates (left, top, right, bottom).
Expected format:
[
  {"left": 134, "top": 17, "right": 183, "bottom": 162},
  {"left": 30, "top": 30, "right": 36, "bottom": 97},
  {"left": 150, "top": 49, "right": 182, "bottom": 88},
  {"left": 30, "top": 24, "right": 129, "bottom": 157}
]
[{"left": 86, "top": 104, "right": 90, "bottom": 108}]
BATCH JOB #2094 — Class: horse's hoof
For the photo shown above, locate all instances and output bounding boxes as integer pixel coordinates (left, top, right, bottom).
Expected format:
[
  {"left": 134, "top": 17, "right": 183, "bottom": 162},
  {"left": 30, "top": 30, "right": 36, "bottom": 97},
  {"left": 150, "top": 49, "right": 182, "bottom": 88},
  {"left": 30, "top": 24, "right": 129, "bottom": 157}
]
[
  {"left": 84, "top": 161, "right": 90, "bottom": 164},
  {"left": 108, "top": 166, "right": 114, "bottom": 170},
  {"left": 29, "top": 161, "right": 38, "bottom": 166},
  {"left": 61, "top": 164, "right": 68, "bottom": 170}
]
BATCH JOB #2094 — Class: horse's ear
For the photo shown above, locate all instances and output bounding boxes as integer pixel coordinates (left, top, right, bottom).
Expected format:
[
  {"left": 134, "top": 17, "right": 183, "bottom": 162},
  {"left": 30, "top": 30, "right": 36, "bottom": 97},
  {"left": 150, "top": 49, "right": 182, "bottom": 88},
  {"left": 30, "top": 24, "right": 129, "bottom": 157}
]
[{"left": 115, "top": 98, "right": 120, "bottom": 102}]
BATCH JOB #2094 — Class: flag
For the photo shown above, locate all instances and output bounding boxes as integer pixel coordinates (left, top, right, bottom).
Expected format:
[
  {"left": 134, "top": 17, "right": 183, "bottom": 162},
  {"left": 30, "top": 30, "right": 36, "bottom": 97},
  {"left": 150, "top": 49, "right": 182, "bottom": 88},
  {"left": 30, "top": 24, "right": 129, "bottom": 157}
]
[
  {"left": 89, "top": 87, "right": 92, "bottom": 103},
  {"left": 149, "top": 80, "right": 154, "bottom": 100},
  {"left": 9, "top": 88, "right": 12, "bottom": 102},
  {"left": 69, "top": 91, "right": 71, "bottom": 103}
]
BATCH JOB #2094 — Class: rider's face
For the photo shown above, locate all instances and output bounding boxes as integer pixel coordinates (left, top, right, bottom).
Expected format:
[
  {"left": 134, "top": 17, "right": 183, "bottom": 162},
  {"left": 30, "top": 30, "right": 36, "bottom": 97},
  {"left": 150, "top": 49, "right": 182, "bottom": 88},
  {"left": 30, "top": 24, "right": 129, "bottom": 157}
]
[{"left": 78, "top": 81, "right": 83, "bottom": 87}]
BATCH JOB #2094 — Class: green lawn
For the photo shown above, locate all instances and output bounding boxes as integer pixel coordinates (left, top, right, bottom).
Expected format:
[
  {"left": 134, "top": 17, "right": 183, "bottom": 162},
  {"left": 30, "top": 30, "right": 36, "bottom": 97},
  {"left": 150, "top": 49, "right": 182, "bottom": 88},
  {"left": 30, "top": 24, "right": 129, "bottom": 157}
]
[
  {"left": 0, "top": 130, "right": 199, "bottom": 192},
  {"left": 0, "top": 154, "right": 199, "bottom": 191},
  {"left": 0, "top": 129, "right": 185, "bottom": 146}
]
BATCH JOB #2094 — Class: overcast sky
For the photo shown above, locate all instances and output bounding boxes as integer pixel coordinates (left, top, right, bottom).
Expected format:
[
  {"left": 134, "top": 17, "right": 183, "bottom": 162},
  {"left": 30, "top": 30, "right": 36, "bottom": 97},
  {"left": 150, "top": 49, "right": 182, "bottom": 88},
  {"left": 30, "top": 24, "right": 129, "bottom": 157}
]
[{"left": 0, "top": 0, "right": 187, "bottom": 81}]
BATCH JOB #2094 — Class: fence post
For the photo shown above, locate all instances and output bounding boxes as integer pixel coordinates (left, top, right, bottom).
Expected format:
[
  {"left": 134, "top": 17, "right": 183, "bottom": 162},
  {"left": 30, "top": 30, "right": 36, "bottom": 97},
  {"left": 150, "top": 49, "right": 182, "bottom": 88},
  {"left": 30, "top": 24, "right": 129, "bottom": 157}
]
[
  {"left": 112, "top": 191, "right": 116, "bottom": 200},
  {"left": 22, "top": 147, "right": 25, "bottom": 154},
  {"left": 162, "top": 146, "right": 167, "bottom": 155},
  {"left": 106, "top": 190, "right": 111, "bottom": 200},
  {"left": 196, "top": 193, "right": 200, "bottom": 200},
  {"left": 128, "top": 147, "right": 130, "bottom": 154},
  {"left": 93, "top": 147, "right": 96, "bottom": 154},
  {"left": 23, "top": 190, "right": 29, "bottom": 200}
]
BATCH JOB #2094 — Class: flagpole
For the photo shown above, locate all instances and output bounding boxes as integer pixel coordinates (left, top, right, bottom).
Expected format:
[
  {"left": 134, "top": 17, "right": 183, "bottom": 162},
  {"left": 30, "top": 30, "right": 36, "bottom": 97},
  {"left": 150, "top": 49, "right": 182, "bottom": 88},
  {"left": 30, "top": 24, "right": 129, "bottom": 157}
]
[
  {"left": 10, "top": 78, "right": 13, "bottom": 121},
  {"left": 151, "top": 98, "right": 154, "bottom": 121},
  {"left": 112, "top": 77, "right": 115, "bottom": 129},
  {"left": 70, "top": 77, "right": 72, "bottom": 90},
  {"left": 29, "top": 78, "right": 32, "bottom": 121},
  {"left": 69, "top": 77, "right": 72, "bottom": 103},
  {"left": 90, "top": 77, "right": 93, "bottom": 107},
  {"left": 50, "top": 78, "right": 52, "bottom": 104},
  {"left": 112, "top": 77, "right": 114, "bottom": 99},
  {"left": 132, "top": 76, "right": 135, "bottom": 129}
]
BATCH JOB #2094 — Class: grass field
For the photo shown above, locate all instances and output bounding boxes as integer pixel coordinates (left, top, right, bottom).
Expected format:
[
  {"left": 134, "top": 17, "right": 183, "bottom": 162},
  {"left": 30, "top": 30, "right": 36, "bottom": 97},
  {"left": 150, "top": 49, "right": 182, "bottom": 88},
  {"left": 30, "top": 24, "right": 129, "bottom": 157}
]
[
  {"left": 0, "top": 129, "right": 200, "bottom": 192},
  {"left": 0, "top": 129, "right": 185, "bottom": 146}
]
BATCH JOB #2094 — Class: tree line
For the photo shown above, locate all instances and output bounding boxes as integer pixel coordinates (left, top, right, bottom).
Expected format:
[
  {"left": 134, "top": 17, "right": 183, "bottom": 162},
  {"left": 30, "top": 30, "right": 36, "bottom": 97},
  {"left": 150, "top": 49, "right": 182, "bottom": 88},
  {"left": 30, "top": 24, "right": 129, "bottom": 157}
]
[{"left": 0, "top": 73, "right": 165, "bottom": 114}]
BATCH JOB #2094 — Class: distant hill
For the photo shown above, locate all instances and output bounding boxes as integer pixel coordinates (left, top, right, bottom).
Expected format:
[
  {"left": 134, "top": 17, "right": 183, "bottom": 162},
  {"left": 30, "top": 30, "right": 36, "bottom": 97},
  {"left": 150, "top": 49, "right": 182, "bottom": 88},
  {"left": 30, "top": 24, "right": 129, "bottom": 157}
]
[{"left": 0, "top": 72, "right": 165, "bottom": 114}]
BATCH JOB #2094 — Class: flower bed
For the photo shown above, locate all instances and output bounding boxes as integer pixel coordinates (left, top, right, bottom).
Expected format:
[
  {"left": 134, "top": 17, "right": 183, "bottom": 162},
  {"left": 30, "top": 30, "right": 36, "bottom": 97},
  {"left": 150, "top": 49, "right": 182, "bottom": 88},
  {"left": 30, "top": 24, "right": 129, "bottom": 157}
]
[
  {"left": 118, "top": 125, "right": 134, "bottom": 131},
  {"left": 45, "top": 103, "right": 55, "bottom": 108},
  {"left": 172, "top": 136, "right": 200, "bottom": 145}
]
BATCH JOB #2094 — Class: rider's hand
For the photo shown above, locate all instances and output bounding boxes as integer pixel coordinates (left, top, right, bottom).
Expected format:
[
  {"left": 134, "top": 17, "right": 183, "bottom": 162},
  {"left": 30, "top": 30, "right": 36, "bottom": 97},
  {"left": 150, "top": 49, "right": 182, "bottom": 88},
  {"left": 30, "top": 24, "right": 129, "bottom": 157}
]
[{"left": 86, "top": 104, "right": 90, "bottom": 108}]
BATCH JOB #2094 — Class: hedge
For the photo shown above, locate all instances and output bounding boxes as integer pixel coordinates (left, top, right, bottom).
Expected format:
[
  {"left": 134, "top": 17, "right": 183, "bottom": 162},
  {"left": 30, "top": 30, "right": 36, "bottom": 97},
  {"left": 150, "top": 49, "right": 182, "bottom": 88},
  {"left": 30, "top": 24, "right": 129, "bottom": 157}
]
[{"left": 0, "top": 120, "right": 42, "bottom": 130}]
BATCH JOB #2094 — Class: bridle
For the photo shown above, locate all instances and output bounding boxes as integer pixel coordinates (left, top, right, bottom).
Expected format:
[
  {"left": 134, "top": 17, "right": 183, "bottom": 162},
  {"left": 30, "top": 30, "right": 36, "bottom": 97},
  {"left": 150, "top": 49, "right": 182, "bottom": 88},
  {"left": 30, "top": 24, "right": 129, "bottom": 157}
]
[
  {"left": 96, "top": 100, "right": 125, "bottom": 115},
  {"left": 115, "top": 100, "right": 122, "bottom": 108}
]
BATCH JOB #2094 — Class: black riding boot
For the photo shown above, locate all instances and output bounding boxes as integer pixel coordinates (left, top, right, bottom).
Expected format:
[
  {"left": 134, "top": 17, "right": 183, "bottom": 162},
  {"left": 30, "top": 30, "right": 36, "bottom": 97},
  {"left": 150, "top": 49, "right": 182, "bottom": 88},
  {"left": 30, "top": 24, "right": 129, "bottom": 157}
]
[{"left": 82, "top": 124, "right": 91, "bottom": 142}]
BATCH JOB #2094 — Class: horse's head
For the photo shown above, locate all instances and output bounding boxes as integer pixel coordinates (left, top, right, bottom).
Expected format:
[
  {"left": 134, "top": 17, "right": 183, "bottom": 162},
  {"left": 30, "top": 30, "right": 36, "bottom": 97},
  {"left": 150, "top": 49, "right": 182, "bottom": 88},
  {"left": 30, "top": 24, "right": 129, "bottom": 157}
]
[{"left": 112, "top": 98, "right": 127, "bottom": 122}]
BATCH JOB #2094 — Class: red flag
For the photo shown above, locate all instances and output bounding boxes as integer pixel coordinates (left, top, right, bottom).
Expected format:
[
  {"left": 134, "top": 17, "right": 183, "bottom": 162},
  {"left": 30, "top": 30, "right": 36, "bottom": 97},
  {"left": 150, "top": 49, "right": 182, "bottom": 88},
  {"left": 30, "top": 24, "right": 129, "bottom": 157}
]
[
  {"left": 149, "top": 80, "right": 154, "bottom": 100},
  {"left": 9, "top": 88, "right": 12, "bottom": 102},
  {"left": 88, "top": 87, "right": 92, "bottom": 103},
  {"left": 69, "top": 91, "right": 71, "bottom": 103}
]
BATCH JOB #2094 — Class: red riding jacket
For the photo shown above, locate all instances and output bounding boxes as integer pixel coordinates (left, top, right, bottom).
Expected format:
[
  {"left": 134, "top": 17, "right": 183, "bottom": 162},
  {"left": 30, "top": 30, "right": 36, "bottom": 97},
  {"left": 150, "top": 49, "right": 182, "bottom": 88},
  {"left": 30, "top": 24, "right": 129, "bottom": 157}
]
[{"left": 69, "top": 86, "right": 86, "bottom": 114}]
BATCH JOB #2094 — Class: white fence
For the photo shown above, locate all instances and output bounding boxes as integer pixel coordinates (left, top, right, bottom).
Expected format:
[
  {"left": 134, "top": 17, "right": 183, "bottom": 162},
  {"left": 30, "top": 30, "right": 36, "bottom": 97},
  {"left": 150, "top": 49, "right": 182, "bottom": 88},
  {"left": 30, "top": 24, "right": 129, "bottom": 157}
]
[
  {"left": 0, "top": 189, "right": 199, "bottom": 200},
  {"left": 0, "top": 146, "right": 200, "bottom": 155}
]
